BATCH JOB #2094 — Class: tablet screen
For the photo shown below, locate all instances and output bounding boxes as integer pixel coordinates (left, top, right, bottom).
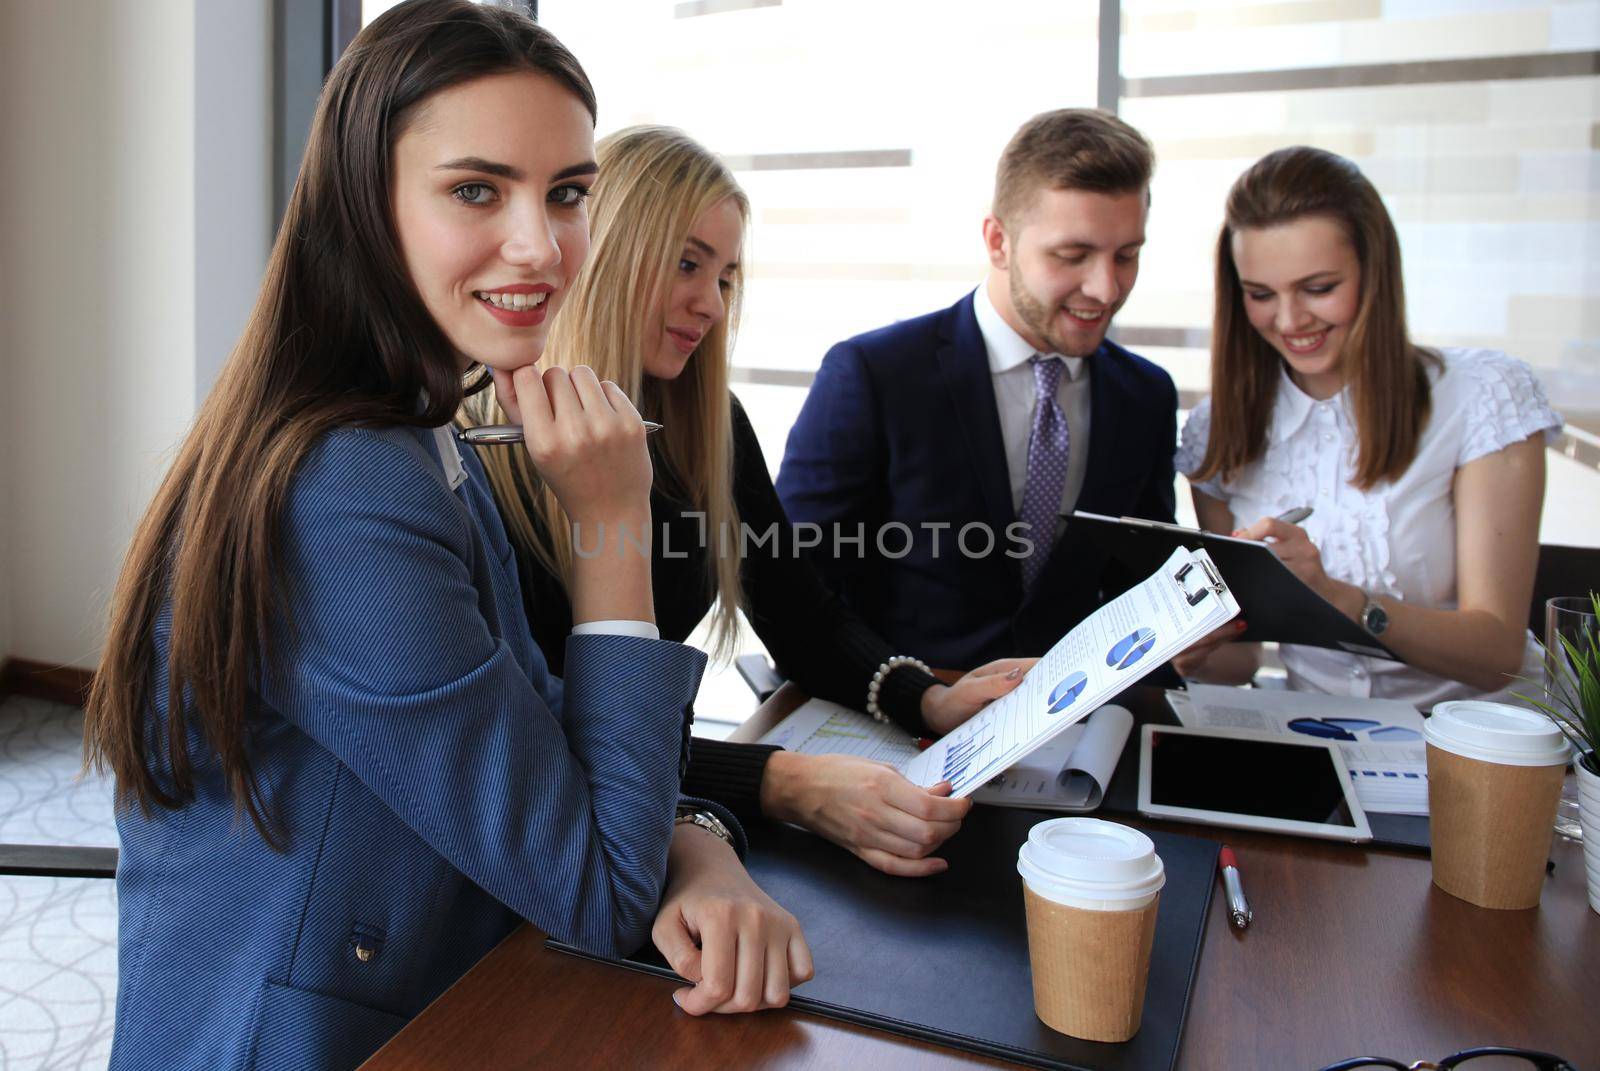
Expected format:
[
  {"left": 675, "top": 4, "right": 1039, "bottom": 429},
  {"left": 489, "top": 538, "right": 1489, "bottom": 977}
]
[{"left": 1146, "top": 728, "right": 1359, "bottom": 828}]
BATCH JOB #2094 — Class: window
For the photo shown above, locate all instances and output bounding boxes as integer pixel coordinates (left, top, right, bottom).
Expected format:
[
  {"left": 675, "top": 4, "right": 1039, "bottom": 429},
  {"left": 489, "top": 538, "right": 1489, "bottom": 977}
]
[{"left": 537, "top": 0, "right": 1600, "bottom": 549}]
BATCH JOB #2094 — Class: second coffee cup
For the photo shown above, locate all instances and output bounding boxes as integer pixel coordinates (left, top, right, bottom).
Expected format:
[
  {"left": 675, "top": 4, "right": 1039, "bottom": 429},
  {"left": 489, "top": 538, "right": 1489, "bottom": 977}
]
[
  {"left": 1425, "top": 700, "right": 1569, "bottom": 910},
  {"left": 1016, "top": 817, "right": 1164, "bottom": 1043}
]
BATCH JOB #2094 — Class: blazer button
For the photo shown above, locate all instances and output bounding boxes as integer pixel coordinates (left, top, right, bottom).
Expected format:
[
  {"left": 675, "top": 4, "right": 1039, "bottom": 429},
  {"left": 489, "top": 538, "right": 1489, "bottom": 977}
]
[{"left": 349, "top": 924, "right": 386, "bottom": 963}]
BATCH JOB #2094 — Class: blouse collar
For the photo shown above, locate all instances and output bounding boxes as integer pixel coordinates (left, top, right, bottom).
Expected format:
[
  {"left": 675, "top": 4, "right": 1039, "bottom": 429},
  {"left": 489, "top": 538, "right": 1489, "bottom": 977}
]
[
  {"left": 417, "top": 389, "right": 468, "bottom": 491},
  {"left": 1269, "top": 364, "right": 1350, "bottom": 444},
  {"left": 431, "top": 425, "right": 469, "bottom": 491}
]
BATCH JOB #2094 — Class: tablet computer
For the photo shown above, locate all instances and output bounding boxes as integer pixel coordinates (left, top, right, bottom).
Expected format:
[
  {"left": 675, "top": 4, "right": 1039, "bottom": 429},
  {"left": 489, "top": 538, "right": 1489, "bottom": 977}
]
[{"left": 1137, "top": 723, "right": 1373, "bottom": 842}]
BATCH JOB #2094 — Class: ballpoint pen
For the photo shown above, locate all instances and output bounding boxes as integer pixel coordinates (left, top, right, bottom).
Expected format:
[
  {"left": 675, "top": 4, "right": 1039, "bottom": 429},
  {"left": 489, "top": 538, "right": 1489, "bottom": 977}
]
[
  {"left": 1218, "top": 845, "right": 1253, "bottom": 929},
  {"left": 1274, "top": 506, "right": 1313, "bottom": 525},
  {"left": 455, "top": 420, "right": 663, "bottom": 445}
]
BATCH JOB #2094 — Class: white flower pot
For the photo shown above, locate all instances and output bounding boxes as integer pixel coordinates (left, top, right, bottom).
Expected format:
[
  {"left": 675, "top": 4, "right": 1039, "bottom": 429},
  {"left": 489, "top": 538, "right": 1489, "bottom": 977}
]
[{"left": 1578, "top": 755, "right": 1600, "bottom": 915}]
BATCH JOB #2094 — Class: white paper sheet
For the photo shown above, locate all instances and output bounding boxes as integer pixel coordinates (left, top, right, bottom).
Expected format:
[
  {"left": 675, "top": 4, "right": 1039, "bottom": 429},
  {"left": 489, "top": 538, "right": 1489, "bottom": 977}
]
[
  {"left": 1166, "top": 684, "right": 1430, "bottom": 816},
  {"left": 756, "top": 697, "right": 921, "bottom": 767},
  {"left": 968, "top": 704, "right": 1134, "bottom": 811},
  {"left": 902, "top": 547, "right": 1240, "bottom": 797}
]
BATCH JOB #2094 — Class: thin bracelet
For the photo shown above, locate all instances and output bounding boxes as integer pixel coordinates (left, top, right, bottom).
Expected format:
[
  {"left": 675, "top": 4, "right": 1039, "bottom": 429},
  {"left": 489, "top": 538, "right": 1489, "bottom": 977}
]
[{"left": 866, "top": 655, "right": 932, "bottom": 724}]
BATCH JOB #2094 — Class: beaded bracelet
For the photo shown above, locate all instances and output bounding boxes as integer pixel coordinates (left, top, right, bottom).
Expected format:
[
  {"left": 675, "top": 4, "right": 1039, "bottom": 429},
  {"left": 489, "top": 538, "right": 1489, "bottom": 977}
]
[{"left": 866, "top": 655, "right": 933, "bottom": 724}]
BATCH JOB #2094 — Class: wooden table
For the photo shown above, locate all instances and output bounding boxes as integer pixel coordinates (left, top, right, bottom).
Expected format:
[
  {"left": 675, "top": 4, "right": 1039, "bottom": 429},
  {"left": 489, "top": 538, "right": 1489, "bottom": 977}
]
[{"left": 364, "top": 686, "right": 1600, "bottom": 1070}]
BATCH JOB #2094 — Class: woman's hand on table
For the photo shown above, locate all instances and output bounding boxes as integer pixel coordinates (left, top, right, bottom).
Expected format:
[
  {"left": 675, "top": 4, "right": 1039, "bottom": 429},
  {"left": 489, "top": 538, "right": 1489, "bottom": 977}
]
[
  {"left": 760, "top": 752, "right": 971, "bottom": 878},
  {"left": 919, "top": 657, "right": 1038, "bottom": 736},
  {"left": 653, "top": 822, "right": 814, "bottom": 1016}
]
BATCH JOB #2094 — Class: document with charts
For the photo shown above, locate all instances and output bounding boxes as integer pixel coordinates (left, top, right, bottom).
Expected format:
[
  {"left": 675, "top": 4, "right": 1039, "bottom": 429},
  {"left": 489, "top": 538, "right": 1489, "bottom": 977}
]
[
  {"left": 901, "top": 547, "right": 1240, "bottom": 797},
  {"left": 756, "top": 698, "right": 1132, "bottom": 813}
]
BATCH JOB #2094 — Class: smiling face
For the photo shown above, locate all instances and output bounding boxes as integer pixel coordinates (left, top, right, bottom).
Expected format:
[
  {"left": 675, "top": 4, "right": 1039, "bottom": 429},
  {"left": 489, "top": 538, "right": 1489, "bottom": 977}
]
[
  {"left": 984, "top": 186, "right": 1146, "bottom": 358},
  {"left": 390, "top": 70, "right": 596, "bottom": 373},
  {"left": 644, "top": 196, "right": 744, "bottom": 381},
  {"left": 1231, "top": 215, "right": 1363, "bottom": 400}
]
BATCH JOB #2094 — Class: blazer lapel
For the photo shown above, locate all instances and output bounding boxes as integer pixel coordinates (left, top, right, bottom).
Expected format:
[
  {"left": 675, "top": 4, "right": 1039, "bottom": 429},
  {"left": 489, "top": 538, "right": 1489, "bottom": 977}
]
[
  {"left": 934, "top": 293, "right": 1014, "bottom": 538},
  {"left": 1073, "top": 342, "right": 1128, "bottom": 514}
]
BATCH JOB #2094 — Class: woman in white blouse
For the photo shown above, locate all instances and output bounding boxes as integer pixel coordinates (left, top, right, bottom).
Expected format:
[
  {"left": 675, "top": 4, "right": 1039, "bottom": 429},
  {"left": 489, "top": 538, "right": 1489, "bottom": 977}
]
[{"left": 1174, "top": 146, "right": 1562, "bottom": 709}]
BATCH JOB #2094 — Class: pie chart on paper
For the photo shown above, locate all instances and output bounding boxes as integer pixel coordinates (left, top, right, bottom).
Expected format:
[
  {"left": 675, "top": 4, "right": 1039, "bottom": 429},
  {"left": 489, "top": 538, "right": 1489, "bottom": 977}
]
[
  {"left": 1107, "top": 627, "right": 1157, "bottom": 670},
  {"left": 1047, "top": 671, "right": 1088, "bottom": 714}
]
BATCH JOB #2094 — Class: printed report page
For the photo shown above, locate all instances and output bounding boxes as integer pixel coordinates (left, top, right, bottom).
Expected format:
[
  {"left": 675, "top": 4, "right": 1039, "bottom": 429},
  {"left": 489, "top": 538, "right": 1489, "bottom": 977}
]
[{"left": 903, "top": 547, "right": 1239, "bottom": 796}]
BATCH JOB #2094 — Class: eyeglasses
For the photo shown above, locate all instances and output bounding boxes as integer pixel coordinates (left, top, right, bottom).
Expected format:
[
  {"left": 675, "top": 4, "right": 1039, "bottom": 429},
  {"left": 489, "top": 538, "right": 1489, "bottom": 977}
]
[{"left": 1320, "top": 1048, "right": 1576, "bottom": 1071}]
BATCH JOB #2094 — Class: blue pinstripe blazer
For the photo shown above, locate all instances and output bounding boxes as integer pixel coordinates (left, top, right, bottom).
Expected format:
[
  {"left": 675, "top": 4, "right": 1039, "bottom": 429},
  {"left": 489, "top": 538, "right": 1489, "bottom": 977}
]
[{"left": 109, "top": 425, "right": 708, "bottom": 1071}]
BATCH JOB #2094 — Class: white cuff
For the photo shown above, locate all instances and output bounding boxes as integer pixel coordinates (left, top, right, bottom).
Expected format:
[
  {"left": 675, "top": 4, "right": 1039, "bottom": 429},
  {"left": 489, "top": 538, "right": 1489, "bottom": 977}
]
[{"left": 571, "top": 619, "right": 661, "bottom": 641}]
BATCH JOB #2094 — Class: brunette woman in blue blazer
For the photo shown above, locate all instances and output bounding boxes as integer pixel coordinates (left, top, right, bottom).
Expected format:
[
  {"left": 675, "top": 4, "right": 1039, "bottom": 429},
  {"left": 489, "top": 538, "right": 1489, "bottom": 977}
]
[{"left": 83, "top": 4, "right": 808, "bottom": 1068}]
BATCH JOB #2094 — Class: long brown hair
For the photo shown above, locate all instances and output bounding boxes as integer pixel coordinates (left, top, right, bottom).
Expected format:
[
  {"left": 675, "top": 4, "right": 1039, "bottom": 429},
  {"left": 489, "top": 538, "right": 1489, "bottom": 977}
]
[
  {"left": 83, "top": 0, "right": 596, "bottom": 845},
  {"left": 465, "top": 126, "right": 749, "bottom": 659},
  {"left": 1193, "top": 146, "right": 1438, "bottom": 491}
]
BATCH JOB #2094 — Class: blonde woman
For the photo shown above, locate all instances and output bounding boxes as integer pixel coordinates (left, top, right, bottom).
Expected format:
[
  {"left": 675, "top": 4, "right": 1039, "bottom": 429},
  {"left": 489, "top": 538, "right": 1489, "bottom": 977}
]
[{"left": 466, "top": 126, "right": 1032, "bottom": 878}]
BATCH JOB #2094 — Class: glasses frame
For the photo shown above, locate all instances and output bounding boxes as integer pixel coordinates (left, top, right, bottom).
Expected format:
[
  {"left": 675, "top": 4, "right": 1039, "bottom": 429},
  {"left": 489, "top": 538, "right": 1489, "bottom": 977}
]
[{"left": 1320, "top": 1047, "right": 1576, "bottom": 1071}]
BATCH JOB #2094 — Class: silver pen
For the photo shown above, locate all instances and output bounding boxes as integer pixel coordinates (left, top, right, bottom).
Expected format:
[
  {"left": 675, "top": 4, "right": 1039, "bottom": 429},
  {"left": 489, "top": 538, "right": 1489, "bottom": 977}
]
[
  {"left": 1275, "top": 506, "right": 1313, "bottom": 525},
  {"left": 455, "top": 420, "right": 663, "bottom": 446},
  {"left": 1218, "top": 845, "right": 1253, "bottom": 929}
]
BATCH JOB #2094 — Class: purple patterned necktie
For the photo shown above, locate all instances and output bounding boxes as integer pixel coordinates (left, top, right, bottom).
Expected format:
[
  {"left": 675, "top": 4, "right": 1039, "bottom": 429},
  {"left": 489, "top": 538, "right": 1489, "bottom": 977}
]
[{"left": 1019, "top": 355, "right": 1069, "bottom": 589}]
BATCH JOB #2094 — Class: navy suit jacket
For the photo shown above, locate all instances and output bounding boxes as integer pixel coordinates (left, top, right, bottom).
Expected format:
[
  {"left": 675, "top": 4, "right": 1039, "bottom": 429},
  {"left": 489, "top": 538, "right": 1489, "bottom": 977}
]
[
  {"left": 110, "top": 425, "right": 709, "bottom": 1071},
  {"left": 776, "top": 291, "right": 1178, "bottom": 668}
]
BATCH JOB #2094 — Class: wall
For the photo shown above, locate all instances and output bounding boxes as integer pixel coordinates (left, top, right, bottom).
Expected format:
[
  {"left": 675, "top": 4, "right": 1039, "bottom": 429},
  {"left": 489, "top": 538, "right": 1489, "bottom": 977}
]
[{"left": 0, "top": 1, "right": 272, "bottom": 670}]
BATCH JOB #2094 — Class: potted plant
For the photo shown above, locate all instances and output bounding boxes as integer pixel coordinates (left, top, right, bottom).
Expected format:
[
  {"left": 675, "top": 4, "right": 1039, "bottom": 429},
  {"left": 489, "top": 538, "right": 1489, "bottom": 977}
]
[{"left": 1519, "top": 590, "right": 1600, "bottom": 914}]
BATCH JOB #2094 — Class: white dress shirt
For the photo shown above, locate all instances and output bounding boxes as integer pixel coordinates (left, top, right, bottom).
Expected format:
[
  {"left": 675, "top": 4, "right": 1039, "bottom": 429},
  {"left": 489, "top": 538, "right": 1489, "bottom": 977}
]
[
  {"left": 432, "top": 424, "right": 660, "bottom": 641},
  {"left": 1177, "top": 348, "right": 1562, "bottom": 710},
  {"left": 972, "top": 284, "right": 1092, "bottom": 518}
]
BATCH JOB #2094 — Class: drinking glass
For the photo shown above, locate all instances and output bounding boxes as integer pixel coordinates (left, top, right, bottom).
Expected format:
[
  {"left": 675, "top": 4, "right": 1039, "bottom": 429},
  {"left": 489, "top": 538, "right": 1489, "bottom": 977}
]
[{"left": 1545, "top": 596, "right": 1598, "bottom": 842}]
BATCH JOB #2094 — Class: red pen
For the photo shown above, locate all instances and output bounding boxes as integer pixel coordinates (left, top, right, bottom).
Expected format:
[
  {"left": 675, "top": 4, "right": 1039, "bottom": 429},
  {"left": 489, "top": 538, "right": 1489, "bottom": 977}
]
[
  {"left": 1218, "top": 845, "right": 1253, "bottom": 929},
  {"left": 915, "top": 738, "right": 936, "bottom": 751}
]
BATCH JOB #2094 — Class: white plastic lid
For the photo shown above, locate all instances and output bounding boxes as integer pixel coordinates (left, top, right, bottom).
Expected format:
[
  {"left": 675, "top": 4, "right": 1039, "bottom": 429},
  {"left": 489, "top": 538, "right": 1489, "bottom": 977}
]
[
  {"left": 1425, "top": 701, "right": 1571, "bottom": 767},
  {"left": 1016, "top": 818, "right": 1165, "bottom": 905}
]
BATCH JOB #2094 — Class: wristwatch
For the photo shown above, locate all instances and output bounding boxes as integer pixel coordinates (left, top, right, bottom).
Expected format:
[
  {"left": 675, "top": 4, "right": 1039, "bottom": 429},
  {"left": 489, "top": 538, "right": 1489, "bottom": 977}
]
[
  {"left": 1359, "top": 591, "right": 1390, "bottom": 636},
  {"left": 674, "top": 805, "right": 735, "bottom": 848}
]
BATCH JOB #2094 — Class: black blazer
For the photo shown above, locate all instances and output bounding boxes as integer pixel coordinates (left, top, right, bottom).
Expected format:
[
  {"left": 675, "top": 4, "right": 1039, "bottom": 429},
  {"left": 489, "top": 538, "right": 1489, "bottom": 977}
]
[{"left": 775, "top": 291, "right": 1178, "bottom": 668}]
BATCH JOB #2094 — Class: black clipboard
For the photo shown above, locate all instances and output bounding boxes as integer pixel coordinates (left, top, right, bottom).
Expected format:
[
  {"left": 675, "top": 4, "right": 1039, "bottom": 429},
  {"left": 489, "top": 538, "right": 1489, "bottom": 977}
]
[
  {"left": 549, "top": 807, "right": 1217, "bottom": 1071},
  {"left": 1071, "top": 511, "right": 1399, "bottom": 661}
]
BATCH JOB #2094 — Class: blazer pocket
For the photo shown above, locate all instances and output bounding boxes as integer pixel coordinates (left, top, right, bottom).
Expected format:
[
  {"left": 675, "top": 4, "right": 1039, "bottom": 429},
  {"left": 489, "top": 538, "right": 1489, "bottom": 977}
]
[{"left": 247, "top": 979, "right": 409, "bottom": 1071}]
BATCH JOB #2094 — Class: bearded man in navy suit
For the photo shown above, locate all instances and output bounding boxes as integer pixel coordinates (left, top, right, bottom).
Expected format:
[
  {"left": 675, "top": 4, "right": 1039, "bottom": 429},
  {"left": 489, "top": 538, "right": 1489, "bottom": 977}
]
[{"left": 776, "top": 109, "right": 1178, "bottom": 669}]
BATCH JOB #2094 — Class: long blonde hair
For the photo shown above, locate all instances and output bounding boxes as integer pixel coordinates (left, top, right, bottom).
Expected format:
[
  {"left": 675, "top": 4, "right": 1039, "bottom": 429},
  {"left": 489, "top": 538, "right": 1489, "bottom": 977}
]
[{"left": 468, "top": 125, "right": 749, "bottom": 658}]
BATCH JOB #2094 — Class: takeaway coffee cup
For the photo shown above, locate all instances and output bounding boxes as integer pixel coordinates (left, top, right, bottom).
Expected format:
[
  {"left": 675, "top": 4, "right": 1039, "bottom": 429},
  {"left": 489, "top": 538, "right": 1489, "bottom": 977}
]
[
  {"left": 1425, "top": 700, "right": 1570, "bottom": 910},
  {"left": 1016, "top": 818, "right": 1164, "bottom": 1042}
]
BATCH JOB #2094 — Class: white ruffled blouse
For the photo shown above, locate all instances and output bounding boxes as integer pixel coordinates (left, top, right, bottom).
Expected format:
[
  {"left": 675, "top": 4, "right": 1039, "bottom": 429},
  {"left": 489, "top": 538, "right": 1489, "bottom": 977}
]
[{"left": 1176, "top": 348, "right": 1563, "bottom": 710}]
